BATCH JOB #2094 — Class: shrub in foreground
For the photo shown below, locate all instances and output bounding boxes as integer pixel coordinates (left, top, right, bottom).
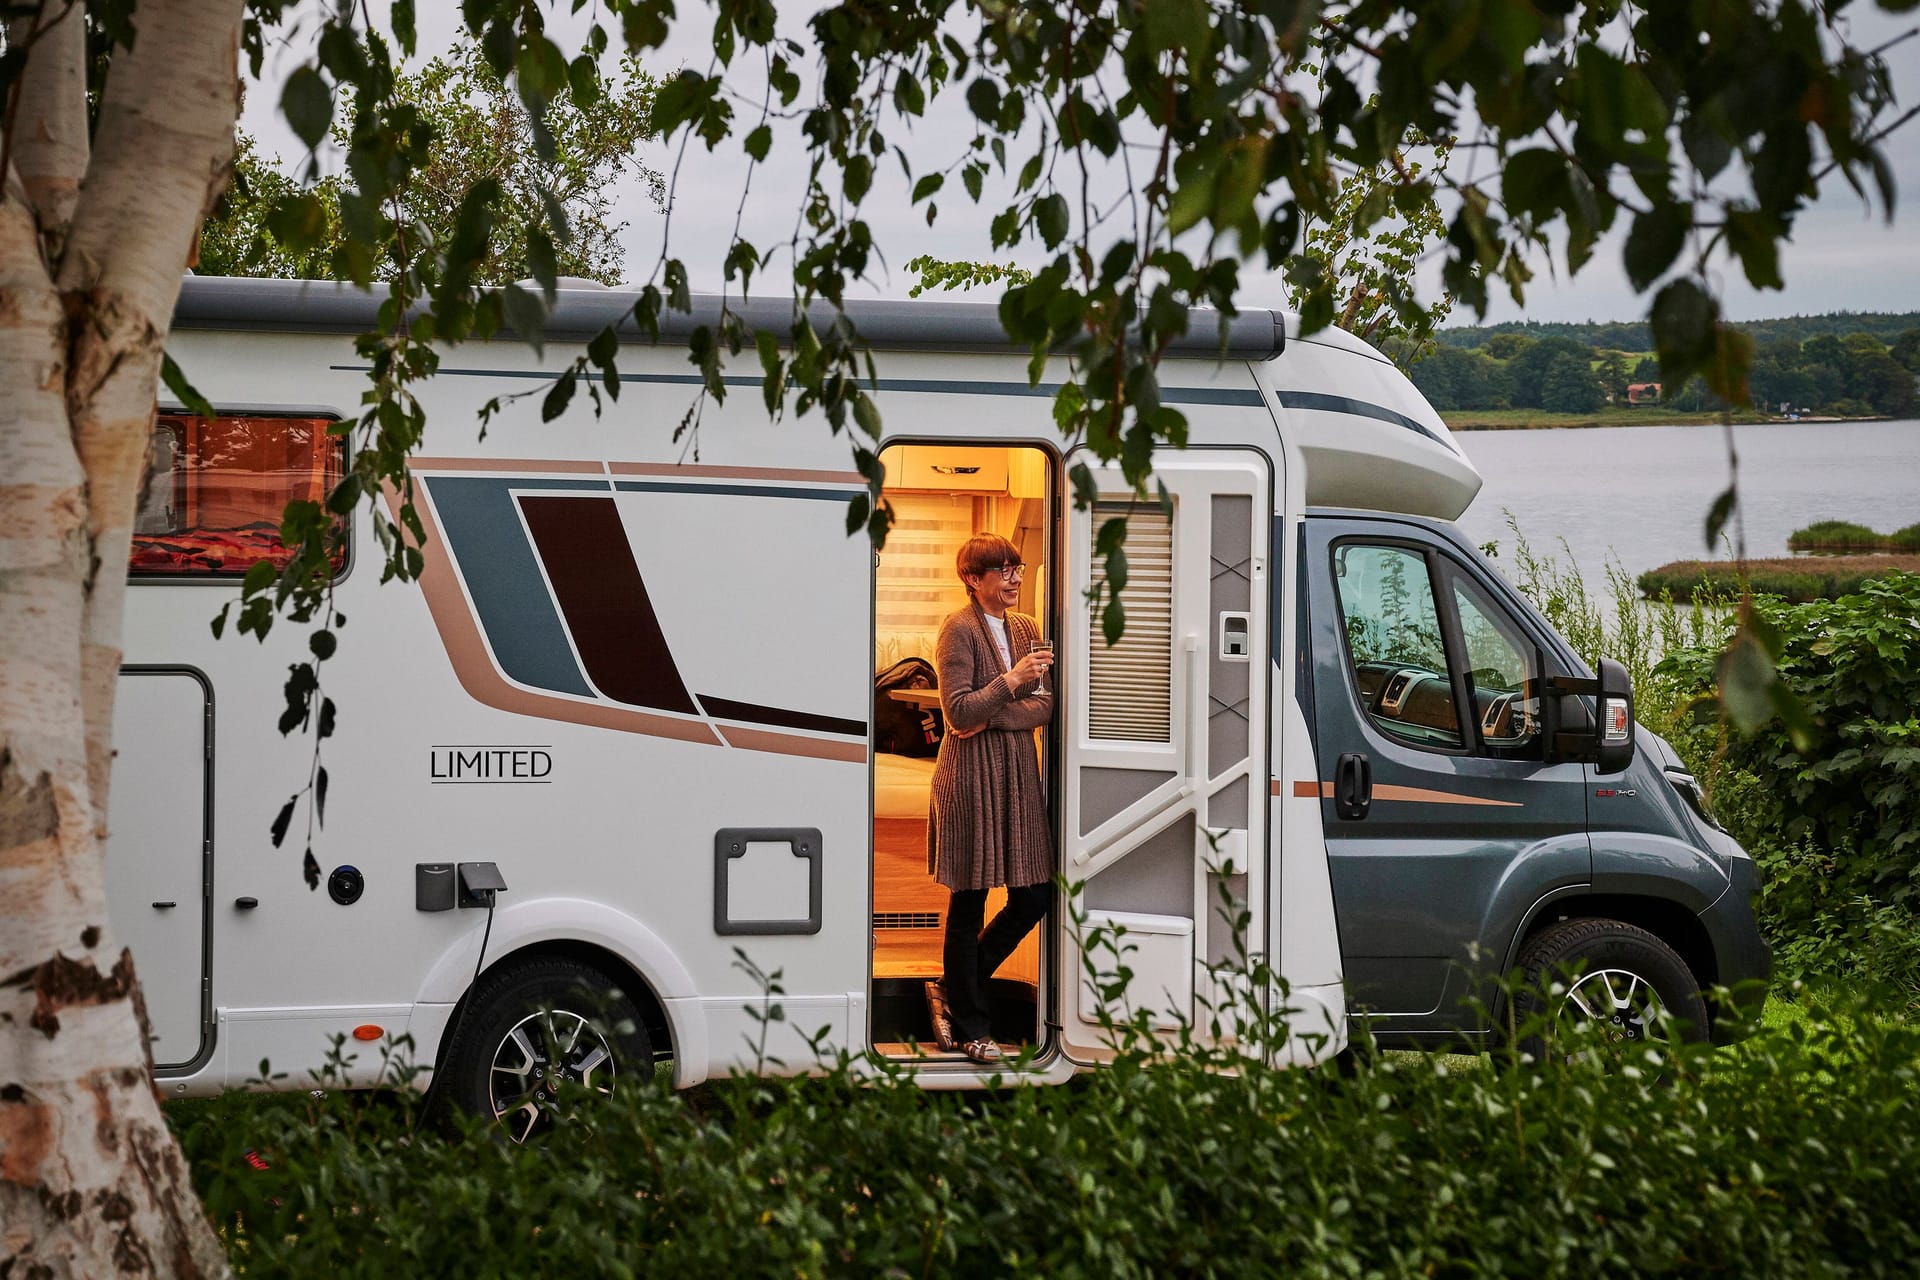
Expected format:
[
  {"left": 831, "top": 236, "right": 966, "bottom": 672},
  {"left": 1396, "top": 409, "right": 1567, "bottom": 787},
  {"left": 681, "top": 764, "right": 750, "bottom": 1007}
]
[
  {"left": 173, "top": 988, "right": 1920, "bottom": 1278},
  {"left": 1658, "top": 571, "right": 1920, "bottom": 999}
]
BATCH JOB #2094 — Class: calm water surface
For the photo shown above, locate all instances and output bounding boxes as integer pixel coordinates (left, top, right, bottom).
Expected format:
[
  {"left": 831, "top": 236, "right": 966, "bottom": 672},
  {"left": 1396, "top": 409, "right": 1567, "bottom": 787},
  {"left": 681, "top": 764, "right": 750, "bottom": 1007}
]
[{"left": 1454, "top": 419, "right": 1920, "bottom": 583}]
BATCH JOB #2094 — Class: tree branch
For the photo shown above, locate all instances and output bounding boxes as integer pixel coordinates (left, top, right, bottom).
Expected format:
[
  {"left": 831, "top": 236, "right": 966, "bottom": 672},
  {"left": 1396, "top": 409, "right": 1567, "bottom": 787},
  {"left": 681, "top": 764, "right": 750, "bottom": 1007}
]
[{"left": 10, "top": 0, "right": 89, "bottom": 252}]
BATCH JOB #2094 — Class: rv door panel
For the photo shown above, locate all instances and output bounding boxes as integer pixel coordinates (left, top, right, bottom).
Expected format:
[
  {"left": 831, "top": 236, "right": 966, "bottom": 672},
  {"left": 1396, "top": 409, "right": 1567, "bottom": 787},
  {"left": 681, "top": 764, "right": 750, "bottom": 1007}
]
[
  {"left": 1061, "top": 451, "right": 1272, "bottom": 1061},
  {"left": 105, "top": 669, "right": 212, "bottom": 1071}
]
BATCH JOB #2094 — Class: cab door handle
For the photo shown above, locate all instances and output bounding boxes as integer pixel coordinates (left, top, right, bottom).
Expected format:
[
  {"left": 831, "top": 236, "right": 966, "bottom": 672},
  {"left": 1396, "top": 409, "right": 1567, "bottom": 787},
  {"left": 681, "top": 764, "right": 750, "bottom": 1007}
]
[{"left": 1335, "top": 752, "right": 1372, "bottom": 821}]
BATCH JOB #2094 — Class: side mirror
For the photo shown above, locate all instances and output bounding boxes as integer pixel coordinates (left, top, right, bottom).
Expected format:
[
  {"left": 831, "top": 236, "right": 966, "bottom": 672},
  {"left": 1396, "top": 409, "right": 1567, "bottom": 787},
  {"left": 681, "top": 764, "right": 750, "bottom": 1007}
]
[
  {"left": 1593, "top": 657, "right": 1635, "bottom": 775},
  {"left": 1541, "top": 658, "right": 1636, "bottom": 774}
]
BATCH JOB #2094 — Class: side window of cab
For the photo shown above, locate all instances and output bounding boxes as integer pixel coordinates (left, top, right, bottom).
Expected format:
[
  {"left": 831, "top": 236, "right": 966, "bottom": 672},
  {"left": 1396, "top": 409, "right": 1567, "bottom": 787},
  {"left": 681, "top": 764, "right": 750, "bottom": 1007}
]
[{"left": 1330, "top": 540, "right": 1543, "bottom": 759}]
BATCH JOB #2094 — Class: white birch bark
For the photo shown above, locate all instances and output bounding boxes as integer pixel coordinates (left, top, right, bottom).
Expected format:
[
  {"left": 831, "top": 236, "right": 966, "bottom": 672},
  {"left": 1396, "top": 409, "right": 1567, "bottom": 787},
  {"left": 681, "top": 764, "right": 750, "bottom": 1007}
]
[{"left": 2, "top": 1, "right": 244, "bottom": 1274}]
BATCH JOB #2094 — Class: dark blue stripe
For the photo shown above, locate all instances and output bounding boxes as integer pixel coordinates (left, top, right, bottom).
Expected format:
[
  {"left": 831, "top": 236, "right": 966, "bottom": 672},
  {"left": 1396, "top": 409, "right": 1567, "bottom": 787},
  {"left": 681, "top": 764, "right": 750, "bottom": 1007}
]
[
  {"left": 329, "top": 365, "right": 1266, "bottom": 407},
  {"left": 1275, "top": 390, "right": 1445, "bottom": 445},
  {"left": 611, "top": 480, "right": 858, "bottom": 502},
  {"left": 420, "top": 476, "right": 610, "bottom": 697}
]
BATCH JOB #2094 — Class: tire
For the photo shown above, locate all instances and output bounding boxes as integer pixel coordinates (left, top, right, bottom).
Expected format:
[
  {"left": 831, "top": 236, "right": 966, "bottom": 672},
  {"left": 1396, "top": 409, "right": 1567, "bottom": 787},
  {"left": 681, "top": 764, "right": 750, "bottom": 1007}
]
[
  {"left": 1506, "top": 917, "right": 1709, "bottom": 1068},
  {"left": 441, "top": 957, "right": 652, "bottom": 1143}
]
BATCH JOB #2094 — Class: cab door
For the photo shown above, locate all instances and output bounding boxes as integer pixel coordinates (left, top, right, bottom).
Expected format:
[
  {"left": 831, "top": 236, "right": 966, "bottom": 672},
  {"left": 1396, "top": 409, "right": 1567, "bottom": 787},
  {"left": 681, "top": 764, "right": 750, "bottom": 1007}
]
[
  {"left": 1058, "top": 450, "right": 1271, "bottom": 1061},
  {"left": 1303, "top": 517, "right": 1592, "bottom": 1035}
]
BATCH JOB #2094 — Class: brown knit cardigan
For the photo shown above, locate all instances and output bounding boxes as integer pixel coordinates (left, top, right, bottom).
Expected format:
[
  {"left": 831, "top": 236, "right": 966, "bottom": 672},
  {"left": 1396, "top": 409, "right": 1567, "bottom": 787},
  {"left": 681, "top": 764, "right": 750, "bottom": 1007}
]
[{"left": 926, "top": 601, "right": 1054, "bottom": 891}]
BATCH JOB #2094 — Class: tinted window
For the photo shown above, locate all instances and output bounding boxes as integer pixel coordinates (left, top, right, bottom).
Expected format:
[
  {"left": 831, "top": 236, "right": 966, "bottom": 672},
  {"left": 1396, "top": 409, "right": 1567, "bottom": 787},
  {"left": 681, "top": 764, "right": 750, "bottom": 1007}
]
[
  {"left": 1451, "top": 573, "right": 1542, "bottom": 757},
  {"left": 131, "top": 414, "right": 345, "bottom": 577},
  {"left": 1332, "top": 544, "right": 1462, "bottom": 749}
]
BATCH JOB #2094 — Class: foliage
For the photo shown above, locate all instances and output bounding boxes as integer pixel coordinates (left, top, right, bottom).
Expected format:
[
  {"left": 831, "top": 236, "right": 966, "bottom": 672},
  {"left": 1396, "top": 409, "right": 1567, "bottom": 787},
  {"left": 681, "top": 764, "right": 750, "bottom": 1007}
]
[
  {"left": 169, "top": 983, "right": 1920, "bottom": 1277},
  {"left": 1637, "top": 556, "right": 1920, "bottom": 603},
  {"left": 198, "top": 45, "right": 663, "bottom": 286},
  {"left": 1789, "top": 520, "right": 1920, "bottom": 551},
  {"left": 1438, "top": 312, "right": 1920, "bottom": 353},
  {"left": 1657, "top": 573, "right": 1920, "bottom": 996},
  {"left": 1419, "top": 324, "right": 1919, "bottom": 417},
  {"left": 903, "top": 255, "right": 1032, "bottom": 297},
  {"left": 1283, "top": 61, "right": 1455, "bottom": 368},
  {"left": 190, "top": 0, "right": 1912, "bottom": 819},
  {"left": 1482, "top": 517, "right": 1732, "bottom": 730}
]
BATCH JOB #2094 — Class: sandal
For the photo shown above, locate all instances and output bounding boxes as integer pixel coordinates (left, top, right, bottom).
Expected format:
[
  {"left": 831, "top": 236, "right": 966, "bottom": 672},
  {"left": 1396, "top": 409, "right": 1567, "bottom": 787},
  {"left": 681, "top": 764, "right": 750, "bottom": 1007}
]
[
  {"left": 961, "top": 1038, "right": 1005, "bottom": 1065},
  {"left": 925, "top": 981, "right": 957, "bottom": 1053}
]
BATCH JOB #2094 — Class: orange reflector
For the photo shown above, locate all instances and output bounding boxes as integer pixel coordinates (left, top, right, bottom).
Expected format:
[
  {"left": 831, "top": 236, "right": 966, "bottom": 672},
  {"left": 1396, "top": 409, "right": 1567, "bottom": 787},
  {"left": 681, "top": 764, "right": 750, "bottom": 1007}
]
[{"left": 352, "top": 1024, "right": 384, "bottom": 1042}]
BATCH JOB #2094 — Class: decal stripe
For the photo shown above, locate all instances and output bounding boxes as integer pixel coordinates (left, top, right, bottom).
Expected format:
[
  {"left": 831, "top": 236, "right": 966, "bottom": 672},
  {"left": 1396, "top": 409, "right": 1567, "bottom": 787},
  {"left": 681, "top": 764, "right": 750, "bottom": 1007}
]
[
  {"left": 421, "top": 476, "right": 607, "bottom": 697},
  {"left": 1273, "top": 390, "right": 1447, "bottom": 446},
  {"left": 336, "top": 365, "right": 1265, "bottom": 407},
  {"left": 609, "top": 461, "right": 865, "bottom": 484},
  {"left": 1281, "top": 779, "right": 1521, "bottom": 807},
  {"left": 613, "top": 480, "right": 855, "bottom": 503},
  {"left": 517, "top": 494, "right": 700, "bottom": 715},
  {"left": 699, "top": 695, "right": 864, "bottom": 739},
  {"left": 390, "top": 483, "right": 724, "bottom": 748}
]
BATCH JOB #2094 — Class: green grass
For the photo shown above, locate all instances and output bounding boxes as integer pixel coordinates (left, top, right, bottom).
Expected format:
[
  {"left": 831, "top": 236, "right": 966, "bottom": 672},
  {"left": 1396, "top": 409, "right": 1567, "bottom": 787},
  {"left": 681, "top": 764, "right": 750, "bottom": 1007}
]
[
  {"left": 1787, "top": 519, "right": 1920, "bottom": 550},
  {"left": 1443, "top": 406, "right": 1761, "bottom": 430}
]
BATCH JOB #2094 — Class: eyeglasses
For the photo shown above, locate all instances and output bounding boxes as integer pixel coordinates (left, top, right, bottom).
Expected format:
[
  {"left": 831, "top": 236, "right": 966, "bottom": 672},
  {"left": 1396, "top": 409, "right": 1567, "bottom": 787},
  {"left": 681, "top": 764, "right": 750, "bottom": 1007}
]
[{"left": 981, "top": 562, "right": 1024, "bottom": 582}]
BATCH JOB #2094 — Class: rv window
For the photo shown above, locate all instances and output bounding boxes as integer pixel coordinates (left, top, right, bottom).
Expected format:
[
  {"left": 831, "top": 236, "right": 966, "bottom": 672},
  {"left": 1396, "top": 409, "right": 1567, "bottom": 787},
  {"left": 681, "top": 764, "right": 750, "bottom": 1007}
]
[
  {"left": 130, "top": 414, "right": 346, "bottom": 577},
  {"left": 1331, "top": 543, "right": 1463, "bottom": 750},
  {"left": 1449, "top": 572, "right": 1543, "bottom": 757}
]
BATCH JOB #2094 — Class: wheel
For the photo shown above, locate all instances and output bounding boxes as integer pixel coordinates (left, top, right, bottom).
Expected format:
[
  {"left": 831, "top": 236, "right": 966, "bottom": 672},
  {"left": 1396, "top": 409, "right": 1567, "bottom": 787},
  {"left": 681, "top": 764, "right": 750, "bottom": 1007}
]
[
  {"left": 441, "top": 957, "right": 652, "bottom": 1142},
  {"left": 1507, "top": 918, "right": 1708, "bottom": 1067}
]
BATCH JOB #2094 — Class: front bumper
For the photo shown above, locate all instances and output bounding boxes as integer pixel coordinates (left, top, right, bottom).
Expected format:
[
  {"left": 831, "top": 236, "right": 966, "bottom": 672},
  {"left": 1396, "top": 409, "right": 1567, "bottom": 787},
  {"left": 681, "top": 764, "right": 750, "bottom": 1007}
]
[{"left": 1700, "top": 854, "right": 1771, "bottom": 1038}]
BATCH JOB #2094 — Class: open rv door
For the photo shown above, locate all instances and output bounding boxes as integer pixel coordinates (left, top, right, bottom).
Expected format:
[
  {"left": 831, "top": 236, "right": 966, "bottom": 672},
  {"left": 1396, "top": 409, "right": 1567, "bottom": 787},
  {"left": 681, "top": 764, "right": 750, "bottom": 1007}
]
[{"left": 1058, "top": 449, "right": 1272, "bottom": 1062}]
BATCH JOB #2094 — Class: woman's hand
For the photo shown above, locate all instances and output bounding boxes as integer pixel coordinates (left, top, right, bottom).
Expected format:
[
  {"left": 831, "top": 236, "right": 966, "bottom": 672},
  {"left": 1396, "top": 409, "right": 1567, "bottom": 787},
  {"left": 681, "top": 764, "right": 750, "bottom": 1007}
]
[{"left": 1009, "top": 648, "right": 1053, "bottom": 688}]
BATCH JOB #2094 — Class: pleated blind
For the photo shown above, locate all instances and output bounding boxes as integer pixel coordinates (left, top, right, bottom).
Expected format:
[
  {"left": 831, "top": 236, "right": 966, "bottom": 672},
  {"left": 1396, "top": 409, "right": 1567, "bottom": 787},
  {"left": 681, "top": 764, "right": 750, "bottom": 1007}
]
[
  {"left": 875, "top": 493, "right": 974, "bottom": 655},
  {"left": 1088, "top": 504, "right": 1174, "bottom": 741}
]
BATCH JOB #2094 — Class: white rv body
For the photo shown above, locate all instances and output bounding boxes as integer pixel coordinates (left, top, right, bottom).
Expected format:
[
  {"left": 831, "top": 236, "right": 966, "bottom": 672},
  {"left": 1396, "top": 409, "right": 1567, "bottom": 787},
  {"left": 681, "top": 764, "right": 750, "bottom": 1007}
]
[{"left": 109, "top": 279, "right": 1479, "bottom": 1099}]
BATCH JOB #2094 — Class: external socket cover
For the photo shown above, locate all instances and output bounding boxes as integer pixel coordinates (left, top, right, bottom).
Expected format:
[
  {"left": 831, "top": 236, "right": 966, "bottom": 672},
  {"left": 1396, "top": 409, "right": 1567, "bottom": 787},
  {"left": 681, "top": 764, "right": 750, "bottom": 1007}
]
[{"left": 415, "top": 863, "right": 456, "bottom": 912}]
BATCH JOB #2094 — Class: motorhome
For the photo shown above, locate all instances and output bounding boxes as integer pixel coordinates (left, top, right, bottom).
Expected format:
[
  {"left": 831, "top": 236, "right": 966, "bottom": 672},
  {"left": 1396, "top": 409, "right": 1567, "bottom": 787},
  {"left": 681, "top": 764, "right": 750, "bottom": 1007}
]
[{"left": 109, "top": 277, "right": 1767, "bottom": 1134}]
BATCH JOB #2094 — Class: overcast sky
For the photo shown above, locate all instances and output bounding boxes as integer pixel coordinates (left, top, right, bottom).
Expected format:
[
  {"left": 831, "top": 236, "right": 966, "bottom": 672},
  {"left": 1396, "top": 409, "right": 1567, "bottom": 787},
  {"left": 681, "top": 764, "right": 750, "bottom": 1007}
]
[{"left": 240, "top": 3, "right": 1920, "bottom": 327}]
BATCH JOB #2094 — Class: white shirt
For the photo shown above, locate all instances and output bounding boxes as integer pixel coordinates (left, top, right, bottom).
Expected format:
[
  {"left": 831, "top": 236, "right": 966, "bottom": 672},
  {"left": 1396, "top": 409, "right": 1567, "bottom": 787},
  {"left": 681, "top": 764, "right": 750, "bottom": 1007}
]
[{"left": 983, "top": 613, "right": 1013, "bottom": 669}]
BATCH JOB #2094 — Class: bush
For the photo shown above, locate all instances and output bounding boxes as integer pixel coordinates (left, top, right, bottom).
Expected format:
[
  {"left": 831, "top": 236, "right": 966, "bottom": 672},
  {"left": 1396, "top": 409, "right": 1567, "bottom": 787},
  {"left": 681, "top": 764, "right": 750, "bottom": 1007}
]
[
  {"left": 1636, "top": 556, "right": 1920, "bottom": 602},
  {"left": 1657, "top": 572, "right": 1920, "bottom": 996},
  {"left": 171, "top": 990, "right": 1920, "bottom": 1278},
  {"left": 1788, "top": 519, "right": 1887, "bottom": 550}
]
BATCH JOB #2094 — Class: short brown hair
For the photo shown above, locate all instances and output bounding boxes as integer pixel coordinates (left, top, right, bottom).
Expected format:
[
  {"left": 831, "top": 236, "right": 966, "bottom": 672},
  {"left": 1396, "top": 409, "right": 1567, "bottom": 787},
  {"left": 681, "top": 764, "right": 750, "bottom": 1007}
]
[{"left": 956, "top": 533, "right": 1020, "bottom": 597}]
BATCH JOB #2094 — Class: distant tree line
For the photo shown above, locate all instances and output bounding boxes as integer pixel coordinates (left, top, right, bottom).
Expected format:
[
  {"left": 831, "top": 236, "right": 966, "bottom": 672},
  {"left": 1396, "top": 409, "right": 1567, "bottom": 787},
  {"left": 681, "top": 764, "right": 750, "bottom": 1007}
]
[
  {"left": 1413, "top": 327, "right": 1920, "bottom": 418},
  {"left": 1435, "top": 312, "right": 1920, "bottom": 353}
]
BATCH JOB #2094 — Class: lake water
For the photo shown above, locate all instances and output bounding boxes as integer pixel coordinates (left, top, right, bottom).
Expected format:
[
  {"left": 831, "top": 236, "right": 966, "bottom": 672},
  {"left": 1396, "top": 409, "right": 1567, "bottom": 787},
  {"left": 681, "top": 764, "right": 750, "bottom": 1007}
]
[{"left": 1453, "top": 419, "right": 1920, "bottom": 585}]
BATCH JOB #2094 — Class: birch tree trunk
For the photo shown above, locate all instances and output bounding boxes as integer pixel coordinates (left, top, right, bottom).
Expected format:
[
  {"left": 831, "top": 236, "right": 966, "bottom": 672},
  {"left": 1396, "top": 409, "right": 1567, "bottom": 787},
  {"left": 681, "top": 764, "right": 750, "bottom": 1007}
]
[{"left": 2, "top": 1, "right": 244, "bottom": 1274}]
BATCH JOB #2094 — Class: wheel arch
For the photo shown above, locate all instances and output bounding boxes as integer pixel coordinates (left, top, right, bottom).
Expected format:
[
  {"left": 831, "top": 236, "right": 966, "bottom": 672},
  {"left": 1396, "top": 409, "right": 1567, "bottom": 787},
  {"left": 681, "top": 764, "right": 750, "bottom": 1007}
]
[
  {"left": 1495, "top": 892, "right": 1719, "bottom": 1025},
  {"left": 415, "top": 896, "right": 703, "bottom": 1078}
]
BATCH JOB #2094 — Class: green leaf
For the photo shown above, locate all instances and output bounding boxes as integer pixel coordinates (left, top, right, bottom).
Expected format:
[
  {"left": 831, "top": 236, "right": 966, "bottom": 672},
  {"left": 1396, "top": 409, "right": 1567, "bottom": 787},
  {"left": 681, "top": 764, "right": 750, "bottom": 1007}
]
[
  {"left": 912, "top": 173, "right": 944, "bottom": 203},
  {"left": 542, "top": 369, "right": 577, "bottom": 422},
  {"left": 161, "top": 353, "right": 215, "bottom": 421},
  {"left": 744, "top": 124, "right": 773, "bottom": 162},
  {"left": 1704, "top": 486, "right": 1737, "bottom": 550},
  {"left": 853, "top": 391, "right": 883, "bottom": 439},
  {"left": 500, "top": 284, "right": 548, "bottom": 357},
  {"left": 526, "top": 226, "right": 559, "bottom": 299},
  {"left": 1623, "top": 203, "right": 1691, "bottom": 291},
  {"left": 281, "top": 67, "right": 333, "bottom": 149},
  {"left": 1035, "top": 193, "right": 1070, "bottom": 248}
]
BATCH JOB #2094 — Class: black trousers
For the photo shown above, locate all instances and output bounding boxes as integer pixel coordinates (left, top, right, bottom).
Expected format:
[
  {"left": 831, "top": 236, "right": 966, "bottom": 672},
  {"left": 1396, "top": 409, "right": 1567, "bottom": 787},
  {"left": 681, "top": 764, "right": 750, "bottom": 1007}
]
[{"left": 943, "top": 882, "right": 1051, "bottom": 1043}]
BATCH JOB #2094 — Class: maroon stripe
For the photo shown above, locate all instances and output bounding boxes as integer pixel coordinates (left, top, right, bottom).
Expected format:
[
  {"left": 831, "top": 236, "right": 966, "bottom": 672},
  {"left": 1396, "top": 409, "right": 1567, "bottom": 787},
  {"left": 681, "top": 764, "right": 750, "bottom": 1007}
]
[{"left": 517, "top": 495, "right": 698, "bottom": 715}]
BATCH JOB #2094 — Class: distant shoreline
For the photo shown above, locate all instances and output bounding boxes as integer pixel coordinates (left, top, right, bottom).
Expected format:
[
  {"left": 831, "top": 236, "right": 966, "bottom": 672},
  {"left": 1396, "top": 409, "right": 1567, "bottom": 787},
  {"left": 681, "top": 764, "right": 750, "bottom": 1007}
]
[{"left": 1444, "top": 409, "right": 1895, "bottom": 431}]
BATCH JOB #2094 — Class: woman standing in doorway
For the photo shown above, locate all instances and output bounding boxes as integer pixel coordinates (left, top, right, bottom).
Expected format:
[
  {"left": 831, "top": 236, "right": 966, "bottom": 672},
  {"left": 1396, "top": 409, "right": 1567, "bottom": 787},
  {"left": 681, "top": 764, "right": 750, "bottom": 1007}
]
[{"left": 928, "top": 533, "right": 1054, "bottom": 1064}]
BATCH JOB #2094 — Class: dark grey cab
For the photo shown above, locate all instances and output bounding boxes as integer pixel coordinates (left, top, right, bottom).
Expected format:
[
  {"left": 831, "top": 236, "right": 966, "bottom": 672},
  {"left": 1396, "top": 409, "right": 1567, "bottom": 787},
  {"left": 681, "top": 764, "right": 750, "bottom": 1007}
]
[{"left": 1297, "top": 510, "right": 1769, "bottom": 1051}]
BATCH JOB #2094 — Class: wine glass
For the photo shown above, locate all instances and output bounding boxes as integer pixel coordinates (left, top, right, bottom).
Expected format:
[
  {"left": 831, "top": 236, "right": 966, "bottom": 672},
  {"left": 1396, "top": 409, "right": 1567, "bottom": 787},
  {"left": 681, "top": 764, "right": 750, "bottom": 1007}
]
[{"left": 1031, "top": 638, "right": 1053, "bottom": 695}]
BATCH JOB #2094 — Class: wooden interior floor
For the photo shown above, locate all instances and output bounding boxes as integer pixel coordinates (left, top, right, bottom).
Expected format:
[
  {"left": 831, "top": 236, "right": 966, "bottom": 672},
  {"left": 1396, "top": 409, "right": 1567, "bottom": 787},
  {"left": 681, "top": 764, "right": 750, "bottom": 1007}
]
[{"left": 873, "top": 815, "right": 1039, "bottom": 984}]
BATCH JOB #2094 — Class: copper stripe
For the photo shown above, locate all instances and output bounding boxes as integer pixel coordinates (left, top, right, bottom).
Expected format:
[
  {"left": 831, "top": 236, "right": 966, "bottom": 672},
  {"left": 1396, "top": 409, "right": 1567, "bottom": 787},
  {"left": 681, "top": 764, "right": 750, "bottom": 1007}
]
[
  {"left": 409, "top": 456, "right": 608, "bottom": 475},
  {"left": 1278, "top": 779, "right": 1520, "bottom": 808},
  {"left": 607, "top": 461, "right": 864, "bottom": 484}
]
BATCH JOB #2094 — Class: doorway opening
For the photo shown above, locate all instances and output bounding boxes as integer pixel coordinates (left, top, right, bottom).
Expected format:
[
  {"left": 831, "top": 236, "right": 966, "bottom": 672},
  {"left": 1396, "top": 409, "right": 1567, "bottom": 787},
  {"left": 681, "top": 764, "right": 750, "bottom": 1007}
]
[{"left": 869, "top": 442, "right": 1053, "bottom": 1058}]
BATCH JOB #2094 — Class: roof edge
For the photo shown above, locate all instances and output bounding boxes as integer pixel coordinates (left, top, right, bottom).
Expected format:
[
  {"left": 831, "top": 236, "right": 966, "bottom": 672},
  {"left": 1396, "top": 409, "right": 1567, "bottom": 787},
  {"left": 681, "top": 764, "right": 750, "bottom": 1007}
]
[{"left": 172, "top": 276, "right": 1285, "bottom": 361}]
